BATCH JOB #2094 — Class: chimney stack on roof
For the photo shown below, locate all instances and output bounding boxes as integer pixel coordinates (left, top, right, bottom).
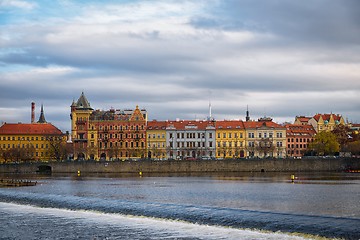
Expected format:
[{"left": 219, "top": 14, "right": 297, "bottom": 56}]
[{"left": 31, "top": 102, "right": 35, "bottom": 123}]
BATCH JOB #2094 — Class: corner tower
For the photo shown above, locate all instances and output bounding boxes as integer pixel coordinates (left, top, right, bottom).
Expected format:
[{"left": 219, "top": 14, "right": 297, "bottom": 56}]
[{"left": 70, "top": 92, "right": 93, "bottom": 158}]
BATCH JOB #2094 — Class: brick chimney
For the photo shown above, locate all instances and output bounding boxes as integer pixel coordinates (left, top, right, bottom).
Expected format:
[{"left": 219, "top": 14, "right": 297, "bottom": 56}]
[{"left": 31, "top": 102, "right": 35, "bottom": 123}]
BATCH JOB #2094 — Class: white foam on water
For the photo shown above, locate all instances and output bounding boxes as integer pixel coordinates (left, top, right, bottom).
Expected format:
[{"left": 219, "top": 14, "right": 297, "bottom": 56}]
[{"left": 0, "top": 202, "right": 325, "bottom": 240}]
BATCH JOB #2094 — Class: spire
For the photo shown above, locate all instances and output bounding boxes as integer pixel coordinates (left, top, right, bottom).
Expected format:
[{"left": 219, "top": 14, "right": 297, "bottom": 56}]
[
  {"left": 246, "top": 105, "right": 250, "bottom": 122},
  {"left": 37, "top": 104, "right": 47, "bottom": 123}
]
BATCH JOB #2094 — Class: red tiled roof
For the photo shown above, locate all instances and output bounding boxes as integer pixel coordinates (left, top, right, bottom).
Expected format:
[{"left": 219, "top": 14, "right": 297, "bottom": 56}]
[
  {"left": 216, "top": 120, "right": 244, "bottom": 129},
  {"left": 166, "top": 120, "right": 215, "bottom": 130},
  {"left": 0, "top": 123, "right": 63, "bottom": 135},
  {"left": 285, "top": 124, "right": 316, "bottom": 136},
  {"left": 147, "top": 120, "right": 167, "bottom": 130},
  {"left": 243, "top": 121, "right": 285, "bottom": 129},
  {"left": 296, "top": 117, "right": 311, "bottom": 122},
  {"left": 313, "top": 113, "right": 342, "bottom": 122}
]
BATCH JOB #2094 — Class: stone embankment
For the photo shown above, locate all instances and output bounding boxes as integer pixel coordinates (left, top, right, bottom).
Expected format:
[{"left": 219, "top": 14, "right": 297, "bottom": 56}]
[{"left": 0, "top": 158, "right": 359, "bottom": 174}]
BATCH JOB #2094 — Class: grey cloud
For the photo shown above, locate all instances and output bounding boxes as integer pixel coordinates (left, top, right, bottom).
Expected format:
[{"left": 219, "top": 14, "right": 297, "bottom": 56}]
[{"left": 191, "top": 0, "right": 360, "bottom": 45}]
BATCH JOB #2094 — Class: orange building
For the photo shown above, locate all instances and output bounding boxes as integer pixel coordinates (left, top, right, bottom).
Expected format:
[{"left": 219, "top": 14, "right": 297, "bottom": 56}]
[{"left": 285, "top": 124, "right": 316, "bottom": 158}]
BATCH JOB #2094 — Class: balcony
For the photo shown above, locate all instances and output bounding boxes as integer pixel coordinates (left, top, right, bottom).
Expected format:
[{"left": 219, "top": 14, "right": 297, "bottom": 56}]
[{"left": 73, "top": 138, "right": 88, "bottom": 143}]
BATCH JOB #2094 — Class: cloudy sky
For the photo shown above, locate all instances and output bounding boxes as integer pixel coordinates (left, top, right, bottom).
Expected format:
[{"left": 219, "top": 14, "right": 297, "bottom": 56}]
[{"left": 1, "top": 0, "right": 359, "bottom": 131}]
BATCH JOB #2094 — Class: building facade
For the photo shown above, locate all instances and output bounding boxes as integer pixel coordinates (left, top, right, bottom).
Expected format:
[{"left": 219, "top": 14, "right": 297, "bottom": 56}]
[
  {"left": 0, "top": 106, "right": 66, "bottom": 163},
  {"left": 243, "top": 117, "right": 287, "bottom": 158},
  {"left": 166, "top": 120, "right": 216, "bottom": 159},
  {"left": 285, "top": 124, "right": 316, "bottom": 158},
  {"left": 147, "top": 120, "right": 167, "bottom": 160},
  {"left": 71, "top": 92, "right": 147, "bottom": 160},
  {"left": 303, "top": 113, "right": 345, "bottom": 133},
  {"left": 215, "top": 120, "right": 246, "bottom": 159},
  {"left": 294, "top": 116, "right": 311, "bottom": 125}
]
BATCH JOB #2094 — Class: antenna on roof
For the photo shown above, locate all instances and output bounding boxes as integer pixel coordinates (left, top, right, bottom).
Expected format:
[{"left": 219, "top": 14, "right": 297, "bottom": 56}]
[{"left": 208, "top": 90, "right": 214, "bottom": 121}]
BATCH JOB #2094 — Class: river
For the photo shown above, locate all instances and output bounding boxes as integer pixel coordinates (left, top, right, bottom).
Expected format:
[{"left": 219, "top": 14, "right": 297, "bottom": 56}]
[{"left": 0, "top": 172, "right": 359, "bottom": 239}]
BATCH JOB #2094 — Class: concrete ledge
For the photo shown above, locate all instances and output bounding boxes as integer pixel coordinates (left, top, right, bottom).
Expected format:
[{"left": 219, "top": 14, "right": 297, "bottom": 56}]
[{"left": 0, "top": 158, "right": 359, "bottom": 174}]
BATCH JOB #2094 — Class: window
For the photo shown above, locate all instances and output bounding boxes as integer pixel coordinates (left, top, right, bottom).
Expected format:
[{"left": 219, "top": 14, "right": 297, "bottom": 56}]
[
  {"left": 229, "top": 133, "right": 232, "bottom": 138},
  {"left": 248, "top": 132, "right": 254, "bottom": 138},
  {"left": 209, "top": 133, "right": 213, "bottom": 139},
  {"left": 259, "top": 133, "right": 262, "bottom": 138}
]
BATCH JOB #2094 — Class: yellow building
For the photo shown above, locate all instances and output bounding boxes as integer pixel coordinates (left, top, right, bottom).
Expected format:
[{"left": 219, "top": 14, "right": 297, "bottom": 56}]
[
  {"left": 308, "top": 113, "right": 345, "bottom": 133},
  {"left": 215, "top": 120, "right": 246, "bottom": 158},
  {"left": 147, "top": 120, "right": 167, "bottom": 159},
  {"left": 0, "top": 107, "right": 66, "bottom": 163}
]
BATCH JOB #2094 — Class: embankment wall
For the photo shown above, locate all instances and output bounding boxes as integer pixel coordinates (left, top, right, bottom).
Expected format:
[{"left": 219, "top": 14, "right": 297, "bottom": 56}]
[{"left": 0, "top": 158, "right": 359, "bottom": 174}]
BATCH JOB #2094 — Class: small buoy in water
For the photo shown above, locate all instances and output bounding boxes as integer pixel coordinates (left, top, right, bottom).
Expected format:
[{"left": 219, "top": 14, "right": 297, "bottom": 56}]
[
  {"left": 77, "top": 170, "right": 81, "bottom": 176},
  {"left": 139, "top": 171, "right": 142, "bottom": 176},
  {"left": 291, "top": 174, "right": 295, "bottom": 182}
]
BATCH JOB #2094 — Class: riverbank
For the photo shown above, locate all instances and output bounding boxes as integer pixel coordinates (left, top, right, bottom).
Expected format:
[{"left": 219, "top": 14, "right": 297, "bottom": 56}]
[
  {"left": 0, "top": 179, "right": 37, "bottom": 187},
  {"left": 0, "top": 158, "right": 359, "bottom": 174}
]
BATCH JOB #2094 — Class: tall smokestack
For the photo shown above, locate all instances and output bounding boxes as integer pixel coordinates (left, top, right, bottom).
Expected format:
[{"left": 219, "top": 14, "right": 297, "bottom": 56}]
[{"left": 31, "top": 102, "right": 35, "bottom": 123}]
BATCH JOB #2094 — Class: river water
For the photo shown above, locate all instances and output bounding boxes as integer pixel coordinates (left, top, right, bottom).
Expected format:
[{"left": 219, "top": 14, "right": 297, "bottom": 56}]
[{"left": 0, "top": 172, "right": 359, "bottom": 240}]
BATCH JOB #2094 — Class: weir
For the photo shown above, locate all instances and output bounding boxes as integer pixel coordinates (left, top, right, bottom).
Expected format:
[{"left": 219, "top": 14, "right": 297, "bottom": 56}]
[{"left": 0, "top": 158, "right": 359, "bottom": 174}]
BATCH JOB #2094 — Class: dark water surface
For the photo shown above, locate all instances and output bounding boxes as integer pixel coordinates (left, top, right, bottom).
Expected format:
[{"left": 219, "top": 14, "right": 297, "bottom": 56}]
[{"left": 0, "top": 172, "right": 359, "bottom": 239}]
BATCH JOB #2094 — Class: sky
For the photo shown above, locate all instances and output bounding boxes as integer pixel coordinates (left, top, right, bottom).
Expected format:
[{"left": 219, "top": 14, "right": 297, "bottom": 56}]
[{"left": 0, "top": 0, "right": 359, "bottom": 132}]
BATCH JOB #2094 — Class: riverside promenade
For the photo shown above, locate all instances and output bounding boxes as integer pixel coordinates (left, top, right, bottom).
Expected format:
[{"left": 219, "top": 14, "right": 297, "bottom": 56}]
[{"left": 0, "top": 158, "right": 359, "bottom": 174}]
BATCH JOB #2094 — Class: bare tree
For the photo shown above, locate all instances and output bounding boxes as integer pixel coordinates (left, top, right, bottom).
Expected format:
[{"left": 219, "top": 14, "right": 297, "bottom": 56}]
[
  {"left": 47, "top": 136, "right": 68, "bottom": 161},
  {"left": 256, "top": 138, "right": 275, "bottom": 158}
]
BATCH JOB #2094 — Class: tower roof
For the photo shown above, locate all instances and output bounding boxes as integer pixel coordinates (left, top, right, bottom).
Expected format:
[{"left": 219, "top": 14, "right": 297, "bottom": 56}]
[{"left": 76, "top": 92, "right": 92, "bottom": 110}]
